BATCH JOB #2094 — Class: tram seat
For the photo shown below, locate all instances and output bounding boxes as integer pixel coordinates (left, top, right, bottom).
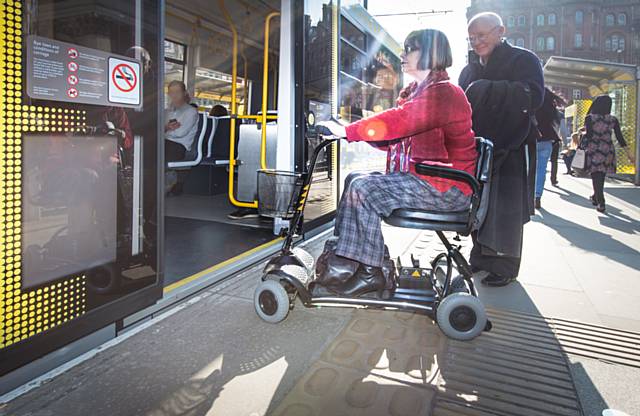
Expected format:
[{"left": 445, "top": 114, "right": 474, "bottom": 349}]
[
  {"left": 168, "top": 112, "right": 211, "bottom": 169},
  {"left": 201, "top": 116, "right": 232, "bottom": 166},
  {"left": 383, "top": 137, "right": 493, "bottom": 235}
]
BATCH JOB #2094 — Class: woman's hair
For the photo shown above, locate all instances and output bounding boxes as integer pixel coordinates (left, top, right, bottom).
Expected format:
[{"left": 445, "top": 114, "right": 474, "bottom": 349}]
[
  {"left": 209, "top": 104, "right": 229, "bottom": 117},
  {"left": 404, "top": 29, "right": 452, "bottom": 71},
  {"left": 587, "top": 94, "right": 612, "bottom": 115},
  {"left": 168, "top": 80, "right": 190, "bottom": 103}
]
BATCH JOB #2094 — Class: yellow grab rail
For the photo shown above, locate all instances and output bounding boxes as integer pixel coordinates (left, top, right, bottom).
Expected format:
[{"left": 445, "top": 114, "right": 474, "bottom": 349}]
[
  {"left": 218, "top": 0, "right": 257, "bottom": 208},
  {"left": 260, "top": 12, "right": 280, "bottom": 170},
  {"left": 218, "top": 1, "right": 280, "bottom": 208}
]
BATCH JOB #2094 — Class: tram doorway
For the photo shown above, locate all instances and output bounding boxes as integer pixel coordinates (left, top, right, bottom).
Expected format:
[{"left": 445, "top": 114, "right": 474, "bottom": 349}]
[{"left": 162, "top": 0, "right": 282, "bottom": 288}]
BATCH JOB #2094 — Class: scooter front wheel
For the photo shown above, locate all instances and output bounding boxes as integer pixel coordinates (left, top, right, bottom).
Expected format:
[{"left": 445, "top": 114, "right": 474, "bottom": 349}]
[
  {"left": 254, "top": 278, "right": 290, "bottom": 323},
  {"left": 436, "top": 293, "right": 487, "bottom": 341}
]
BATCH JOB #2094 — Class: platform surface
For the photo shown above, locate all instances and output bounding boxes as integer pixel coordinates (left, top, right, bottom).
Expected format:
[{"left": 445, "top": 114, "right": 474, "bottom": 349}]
[{"left": 1, "top": 173, "right": 639, "bottom": 416}]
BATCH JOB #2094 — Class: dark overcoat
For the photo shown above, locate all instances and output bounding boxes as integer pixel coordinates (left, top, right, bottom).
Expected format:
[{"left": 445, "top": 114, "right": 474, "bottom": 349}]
[{"left": 459, "top": 41, "right": 544, "bottom": 266}]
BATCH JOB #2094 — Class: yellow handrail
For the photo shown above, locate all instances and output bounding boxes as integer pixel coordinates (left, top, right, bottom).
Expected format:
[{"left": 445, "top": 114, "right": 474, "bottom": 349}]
[
  {"left": 218, "top": 0, "right": 257, "bottom": 208},
  {"left": 260, "top": 12, "right": 280, "bottom": 169}
]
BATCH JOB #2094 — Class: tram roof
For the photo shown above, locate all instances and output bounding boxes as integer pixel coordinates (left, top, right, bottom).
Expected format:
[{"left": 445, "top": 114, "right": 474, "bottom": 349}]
[{"left": 544, "top": 56, "right": 638, "bottom": 95}]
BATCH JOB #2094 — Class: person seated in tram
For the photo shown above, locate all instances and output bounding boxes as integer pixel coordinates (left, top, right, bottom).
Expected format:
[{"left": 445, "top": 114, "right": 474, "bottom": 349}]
[
  {"left": 315, "top": 29, "right": 477, "bottom": 298},
  {"left": 164, "top": 80, "right": 199, "bottom": 194},
  {"left": 209, "top": 104, "right": 229, "bottom": 117},
  {"left": 164, "top": 80, "right": 199, "bottom": 162}
]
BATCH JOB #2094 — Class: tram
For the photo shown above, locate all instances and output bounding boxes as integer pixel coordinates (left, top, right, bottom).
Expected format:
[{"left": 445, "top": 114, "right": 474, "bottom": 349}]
[{"left": 0, "top": 0, "right": 403, "bottom": 388}]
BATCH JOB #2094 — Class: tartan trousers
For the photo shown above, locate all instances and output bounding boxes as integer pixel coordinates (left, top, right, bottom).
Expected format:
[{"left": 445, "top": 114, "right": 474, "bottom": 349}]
[{"left": 334, "top": 172, "right": 470, "bottom": 267}]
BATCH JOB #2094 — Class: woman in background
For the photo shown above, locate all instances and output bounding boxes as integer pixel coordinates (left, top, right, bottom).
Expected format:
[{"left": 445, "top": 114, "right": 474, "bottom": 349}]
[{"left": 581, "top": 95, "right": 634, "bottom": 213}]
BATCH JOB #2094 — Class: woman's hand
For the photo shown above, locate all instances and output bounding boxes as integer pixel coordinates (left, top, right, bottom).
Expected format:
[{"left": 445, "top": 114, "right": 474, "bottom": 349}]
[
  {"left": 624, "top": 147, "right": 635, "bottom": 164},
  {"left": 316, "top": 120, "right": 347, "bottom": 138}
]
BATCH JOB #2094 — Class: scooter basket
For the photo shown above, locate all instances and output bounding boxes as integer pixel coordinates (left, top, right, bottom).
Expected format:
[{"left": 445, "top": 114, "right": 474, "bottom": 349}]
[{"left": 257, "top": 170, "right": 303, "bottom": 218}]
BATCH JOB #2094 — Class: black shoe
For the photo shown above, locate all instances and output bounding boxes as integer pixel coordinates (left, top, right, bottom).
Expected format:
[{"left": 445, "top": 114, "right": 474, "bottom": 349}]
[
  {"left": 227, "top": 208, "right": 259, "bottom": 220},
  {"left": 552, "top": 181, "right": 559, "bottom": 187},
  {"left": 481, "top": 273, "right": 516, "bottom": 287},
  {"left": 535, "top": 197, "right": 541, "bottom": 210},
  {"left": 596, "top": 203, "right": 606, "bottom": 213},
  {"left": 334, "top": 265, "right": 389, "bottom": 299},
  {"left": 590, "top": 195, "right": 598, "bottom": 206}
]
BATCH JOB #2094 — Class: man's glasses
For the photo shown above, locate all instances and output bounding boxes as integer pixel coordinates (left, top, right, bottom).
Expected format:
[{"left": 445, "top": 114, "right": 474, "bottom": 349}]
[
  {"left": 403, "top": 44, "right": 420, "bottom": 54},
  {"left": 467, "top": 26, "right": 500, "bottom": 45}
]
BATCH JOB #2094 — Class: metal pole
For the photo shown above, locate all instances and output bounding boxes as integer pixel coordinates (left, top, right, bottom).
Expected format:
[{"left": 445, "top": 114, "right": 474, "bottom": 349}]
[{"left": 635, "top": 66, "right": 640, "bottom": 185}]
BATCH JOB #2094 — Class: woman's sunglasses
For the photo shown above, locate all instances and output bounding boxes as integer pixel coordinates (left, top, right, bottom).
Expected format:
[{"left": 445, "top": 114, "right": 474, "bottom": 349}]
[{"left": 403, "top": 44, "right": 420, "bottom": 54}]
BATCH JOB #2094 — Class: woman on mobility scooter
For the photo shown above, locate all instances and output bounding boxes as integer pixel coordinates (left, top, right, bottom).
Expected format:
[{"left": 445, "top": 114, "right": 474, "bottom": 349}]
[{"left": 315, "top": 29, "right": 477, "bottom": 299}]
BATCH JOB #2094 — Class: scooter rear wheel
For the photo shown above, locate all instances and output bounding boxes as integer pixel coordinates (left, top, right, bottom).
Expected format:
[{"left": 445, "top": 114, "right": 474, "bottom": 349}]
[{"left": 254, "top": 279, "right": 290, "bottom": 323}]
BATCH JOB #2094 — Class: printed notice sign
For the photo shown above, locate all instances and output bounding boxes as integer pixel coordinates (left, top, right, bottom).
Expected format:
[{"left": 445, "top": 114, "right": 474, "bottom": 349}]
[
  {"left": 108, "top": 58, "right": 141, "bottom": 106},
  {"left": 27, "top": 35, "right": 142, "bottom": 109}
]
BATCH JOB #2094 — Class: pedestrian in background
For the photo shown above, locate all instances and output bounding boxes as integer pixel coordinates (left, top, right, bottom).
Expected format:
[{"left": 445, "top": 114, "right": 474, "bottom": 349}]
[
  {"left": 561, "top": 132, "right": 581, "bottom": 175},
  {"left": 534, "top": 88, "right": 565, "bottom": 209},
  {"left": 581, "top": 95, "right": 635, "bottom": 213}
]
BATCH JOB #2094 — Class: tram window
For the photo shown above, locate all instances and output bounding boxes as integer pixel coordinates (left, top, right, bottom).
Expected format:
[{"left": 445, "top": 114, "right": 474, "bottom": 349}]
[
  {"left": 164, "top": 39, "right": 187, "bottom": 103},
  {"left": 341, "top": 16, "right": 366, "bottom": 51},
  {"left": 193, "top": 67, "right": 251, "bottom": 115}
]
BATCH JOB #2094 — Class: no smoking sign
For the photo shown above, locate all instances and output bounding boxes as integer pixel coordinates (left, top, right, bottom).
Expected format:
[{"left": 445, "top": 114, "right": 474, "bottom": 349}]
[{"left": 108, "top": 57, "right": 141, "bottom": 106}]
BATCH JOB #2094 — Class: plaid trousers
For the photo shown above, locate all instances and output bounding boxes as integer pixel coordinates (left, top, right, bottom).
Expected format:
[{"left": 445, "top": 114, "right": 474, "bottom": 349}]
[{"left": 334, "top": 172, "right": 470, "bottom": 267}]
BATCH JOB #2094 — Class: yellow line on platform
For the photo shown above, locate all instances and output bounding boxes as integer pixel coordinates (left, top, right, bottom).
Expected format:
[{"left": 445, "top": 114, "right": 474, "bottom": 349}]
[{"left": 163, "top": 237, "right": 283, "bottom": 294}]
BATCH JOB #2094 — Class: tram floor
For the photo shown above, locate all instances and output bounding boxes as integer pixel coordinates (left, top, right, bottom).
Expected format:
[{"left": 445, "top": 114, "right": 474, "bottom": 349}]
[{"left": 164, "top": 216, "right": 275, "bottom": 286}]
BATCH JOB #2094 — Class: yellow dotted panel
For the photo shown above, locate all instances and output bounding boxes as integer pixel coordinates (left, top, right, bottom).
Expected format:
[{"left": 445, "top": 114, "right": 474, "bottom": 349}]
[
  {"left": 1, "top": 0, "right": 87, "bottom": 350},
  {"left": 611, "top": 84, "right": 636, "bottom": 175}
]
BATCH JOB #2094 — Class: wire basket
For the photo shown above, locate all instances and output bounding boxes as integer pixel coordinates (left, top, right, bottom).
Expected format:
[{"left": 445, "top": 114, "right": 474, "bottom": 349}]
[{"left": 257, "top": 169, "right": 303, "bottom": 218}]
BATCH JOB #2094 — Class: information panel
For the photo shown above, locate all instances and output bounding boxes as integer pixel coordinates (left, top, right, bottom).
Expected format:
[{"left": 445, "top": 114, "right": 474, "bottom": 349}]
[{"left": 26, "top": 35, "right": 142, "bottom": 108}]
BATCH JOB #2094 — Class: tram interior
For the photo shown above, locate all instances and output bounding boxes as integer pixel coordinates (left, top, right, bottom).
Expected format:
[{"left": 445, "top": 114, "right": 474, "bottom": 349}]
[{"left": 162, "top": 0, "right": 284, "bottom": 285}]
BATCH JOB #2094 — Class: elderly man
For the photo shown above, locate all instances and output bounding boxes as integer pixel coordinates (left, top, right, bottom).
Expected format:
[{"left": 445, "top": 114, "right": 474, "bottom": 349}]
[{"left": 459, "top": 12, "right": 544, "bottom": 287}]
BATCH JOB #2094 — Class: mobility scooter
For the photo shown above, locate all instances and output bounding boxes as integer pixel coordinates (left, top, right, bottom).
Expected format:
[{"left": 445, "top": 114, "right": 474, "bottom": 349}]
[{"left": 253, "top": 117, "right": 494, "bottom": 341}]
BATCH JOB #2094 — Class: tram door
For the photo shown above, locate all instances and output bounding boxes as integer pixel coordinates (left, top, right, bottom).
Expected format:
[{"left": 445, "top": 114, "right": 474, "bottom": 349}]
[{"left": 0, "top": 0, "right": 163, "bottom": 378}]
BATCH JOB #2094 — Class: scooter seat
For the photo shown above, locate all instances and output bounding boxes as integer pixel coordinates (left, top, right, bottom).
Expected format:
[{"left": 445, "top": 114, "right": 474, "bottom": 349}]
[{"left": 384, "top": 208, "right": 470, "bottom": 234}]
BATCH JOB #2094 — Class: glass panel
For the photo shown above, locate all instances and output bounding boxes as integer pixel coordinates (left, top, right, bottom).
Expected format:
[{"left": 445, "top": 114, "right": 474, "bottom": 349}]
[
  {"left": 303, "top": 0, "right": 337, "bottom": 222},
  {"left": 341, "top": 16, "right": 365, "bottom": 50},
  {"left": 338, "top": 4, "right": 402, "bottom": 189},
  {"left": 164, "top": 39, "right": 185, "bottom": 61},
  {"left": 3, "top": 0, "right": 160, "bottom": 354}
]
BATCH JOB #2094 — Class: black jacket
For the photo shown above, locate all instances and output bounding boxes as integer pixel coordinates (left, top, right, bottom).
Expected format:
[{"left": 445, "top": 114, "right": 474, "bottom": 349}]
[
  {"left": 536, "top": 96, "right": 562, "bottom": 142},
  {"left": 459, "top": 41, "right": 544, "bottom": 259}
]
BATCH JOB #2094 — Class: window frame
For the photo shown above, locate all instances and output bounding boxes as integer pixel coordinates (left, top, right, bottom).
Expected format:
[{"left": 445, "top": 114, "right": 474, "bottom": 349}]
[
  {"left": 606, "top": 14, "right": 615, "bottom": 26},
  {"left": 617, "top": 13, "right": 626, "bottom": 26},
  {"left": 548, "top": 13, "right": 556, "bottom": 25},
  {"left": 536, "top": 14, "right": 544, "bottom": 26},
  {"left": 575, "top": 10, "right": 583, "bottom": 25},
  {"left": 546, "top": 36, "right": 555, "bottom": 51},
  {"left": 518, "top": 15, "right": 526, "bottom": 26}
]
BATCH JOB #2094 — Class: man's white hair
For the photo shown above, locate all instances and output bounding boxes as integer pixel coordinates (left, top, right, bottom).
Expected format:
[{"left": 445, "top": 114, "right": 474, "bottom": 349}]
[{"left": 468, "top": 12, "right": 504, "bottom": 28}]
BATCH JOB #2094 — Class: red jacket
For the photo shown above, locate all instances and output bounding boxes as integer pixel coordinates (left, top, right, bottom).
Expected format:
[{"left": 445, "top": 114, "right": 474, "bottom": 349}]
[{"left": 345, "top": 79, "right": 477, "bottom": 195}]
